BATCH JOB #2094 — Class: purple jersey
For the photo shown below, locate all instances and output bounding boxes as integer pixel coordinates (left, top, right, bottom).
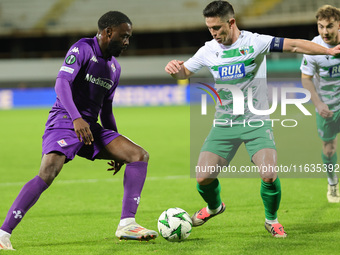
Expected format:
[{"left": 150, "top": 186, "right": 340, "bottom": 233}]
[
  {"left": 47, "top": 36, "right": 121, "bottom": 125},
  {"left": 42, "top": 36, "right": 121, "bottom": 161}
]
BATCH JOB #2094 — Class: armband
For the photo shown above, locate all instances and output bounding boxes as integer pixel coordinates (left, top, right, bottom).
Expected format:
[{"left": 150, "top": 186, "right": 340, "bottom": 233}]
[{"left": 270, "top": 37, "right": 284, "bottom": 52}]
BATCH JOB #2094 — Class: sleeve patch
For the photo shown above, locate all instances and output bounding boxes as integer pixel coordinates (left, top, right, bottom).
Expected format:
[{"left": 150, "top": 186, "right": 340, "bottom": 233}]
[
  {"left": 60, "top": 66, "right": 74, "bottom": 74},
  {"left": 65, "top": 54, "right": 76, "bottom": 65}
]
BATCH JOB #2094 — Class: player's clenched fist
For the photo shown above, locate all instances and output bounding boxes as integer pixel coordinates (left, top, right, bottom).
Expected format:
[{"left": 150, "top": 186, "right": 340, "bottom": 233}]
[
  {"left": 327, "top": 44, "right": 340, "bottom": 56},
  {"left": 316, "top": 102, "right": 333, "bottom": 119},
  {"left": 165, "top": 60, "right": 184, "bottom": 74}
]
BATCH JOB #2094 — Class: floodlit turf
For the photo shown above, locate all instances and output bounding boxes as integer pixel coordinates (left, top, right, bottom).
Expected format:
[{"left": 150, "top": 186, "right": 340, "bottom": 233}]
[{"left": 0, "top": 105, "right": 339, "bottom": 255}]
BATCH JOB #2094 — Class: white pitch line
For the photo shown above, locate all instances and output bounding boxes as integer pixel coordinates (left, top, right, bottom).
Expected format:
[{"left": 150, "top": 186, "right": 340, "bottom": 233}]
[{"left": 0, "top": 175, "right": 189, "bottom": 187}]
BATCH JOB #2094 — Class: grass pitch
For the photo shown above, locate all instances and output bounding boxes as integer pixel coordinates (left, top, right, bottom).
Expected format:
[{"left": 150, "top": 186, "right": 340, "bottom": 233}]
[{"left": 0, "top": 105, "right": 339, "bottom": 255}]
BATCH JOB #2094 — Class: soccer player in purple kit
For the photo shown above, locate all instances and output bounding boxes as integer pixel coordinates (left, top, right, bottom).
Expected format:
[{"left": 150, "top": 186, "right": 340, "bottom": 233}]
[{"left": 0, "top": 11, "right": 157, "bottom": 250}]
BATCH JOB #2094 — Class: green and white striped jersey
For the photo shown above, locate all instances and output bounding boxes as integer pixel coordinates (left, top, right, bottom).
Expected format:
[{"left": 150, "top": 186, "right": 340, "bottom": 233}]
[
  {"left": 300, "top": 35, "right": 340, "bottom": 112},
  {"left": 184, "top": 31, "right": 274, "bottom": 123}
]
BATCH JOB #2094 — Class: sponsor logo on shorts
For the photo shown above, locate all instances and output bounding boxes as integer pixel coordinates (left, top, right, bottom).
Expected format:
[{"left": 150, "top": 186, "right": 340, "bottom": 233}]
[
  {"left": 65, "top": 55, "right": 76, "bottom": 65},
  {"left": 57, "top": 139, "right": 68, "bottom": 147},
  {"left": 60, "top": 66, "right": 74, "bottom": 74}
]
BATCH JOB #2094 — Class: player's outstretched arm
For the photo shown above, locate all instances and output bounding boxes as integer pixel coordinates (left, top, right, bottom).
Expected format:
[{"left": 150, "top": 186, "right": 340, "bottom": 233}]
[
  {"left": 283, "top": 38, "right": 340, "bottom": 56},
  {"left": 301, "top": 73, "right": 333, "bottom": 118},
  {"left": 165, "top": 60, "right": 194, "bottom": 79}
]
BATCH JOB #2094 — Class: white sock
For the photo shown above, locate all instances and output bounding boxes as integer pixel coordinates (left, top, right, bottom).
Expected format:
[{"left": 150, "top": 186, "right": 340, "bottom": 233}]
[
  {"left": 328, "top": 175, "right": 338, "bottom": 186},
  {"left": 0, "top": 229, "right": 10, "bottom": 238},
  {"left": 265, "top": 218, "right": 279, "bottom": 224},
  {"left": 119, "top": 217, "right": 135, "bottom": 227},
  {"left": 207, "top": 204, "right": 222, "bottom": 215}
]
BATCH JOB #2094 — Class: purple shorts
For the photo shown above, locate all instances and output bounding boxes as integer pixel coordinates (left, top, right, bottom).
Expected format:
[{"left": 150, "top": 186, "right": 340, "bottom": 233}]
[{"left": 42, "top": 121, "right": 120, "bottom": 162}]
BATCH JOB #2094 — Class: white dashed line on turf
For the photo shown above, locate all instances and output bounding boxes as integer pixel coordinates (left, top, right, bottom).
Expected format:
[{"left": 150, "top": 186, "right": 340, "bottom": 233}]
[{"left": 0, "top": 175, "right": 189, "bottom": 187}]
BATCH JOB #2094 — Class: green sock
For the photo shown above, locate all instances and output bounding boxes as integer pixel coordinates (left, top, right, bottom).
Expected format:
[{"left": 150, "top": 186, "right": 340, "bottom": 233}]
[
  {"left": 321, "top": 152, "right": 338, "bottom": 185},
  {"left": 197, "top": 179, "right": 222, "bottom": 210},
  {"left": 261, "top": 178, "right": 281, "bottom": 220}
]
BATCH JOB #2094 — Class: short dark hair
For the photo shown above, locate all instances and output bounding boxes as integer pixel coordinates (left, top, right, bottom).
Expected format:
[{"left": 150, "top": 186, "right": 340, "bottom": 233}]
[
  {"left": 97, "top": 11, "right": 132, "bottom": 30},
  {"left": 316, "top": 5, "right": 340, "bottom": 22},
  {"left": 203, "top": 1, "right": 235, "bottom": 20}
]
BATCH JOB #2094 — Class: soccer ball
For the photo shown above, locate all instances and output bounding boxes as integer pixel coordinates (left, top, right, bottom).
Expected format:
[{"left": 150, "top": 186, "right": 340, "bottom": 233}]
[{"left": 157, "top": 207, "right": 192, "bottom": 242}]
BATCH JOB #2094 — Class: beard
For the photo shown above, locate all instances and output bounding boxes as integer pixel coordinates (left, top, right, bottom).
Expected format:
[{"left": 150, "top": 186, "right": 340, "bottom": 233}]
[{"left": 107, "top": 40, "right": 126, "bottom": 57}]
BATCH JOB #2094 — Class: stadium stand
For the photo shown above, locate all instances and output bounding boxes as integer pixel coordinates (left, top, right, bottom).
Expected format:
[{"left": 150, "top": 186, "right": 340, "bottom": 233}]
[
  {"left": 0, "top": 0, "right": 253, "bottom": 35},
  {"left": 0, "top": 0, "right": 337, "bottom": 86},
  {"left": 1, "top": 0, "right": 337, "bottom": 35},
  {"left": 240, "top": 0, "right": 340, "bottom": 27},
  {"left": 0, "top": 0, "right": 57, "bottom": 34}
]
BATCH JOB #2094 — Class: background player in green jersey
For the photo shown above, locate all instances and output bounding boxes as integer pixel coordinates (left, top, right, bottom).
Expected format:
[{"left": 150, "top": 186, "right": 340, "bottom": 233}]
[
  {"left": 301, "top": 5, "right": 340, "bottom": 203},
  {"left": 165, "top": 0, "right": 340, "bottom": 238}
]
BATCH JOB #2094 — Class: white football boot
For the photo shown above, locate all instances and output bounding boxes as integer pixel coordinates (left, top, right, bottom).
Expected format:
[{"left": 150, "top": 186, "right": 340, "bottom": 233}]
[
  {"left": 115, "top": 222, "right": 158, "bottom": 241},
  {"left": 327, "top": 182, "right": 340, "bottom": 203},
  {"left": 0, "top": 231, "right": 14, "bottom": 250}
]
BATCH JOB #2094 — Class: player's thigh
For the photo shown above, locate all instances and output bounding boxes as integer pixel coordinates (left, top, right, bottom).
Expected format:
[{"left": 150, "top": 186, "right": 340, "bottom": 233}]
[
  {"left": 245, "top": 124, "right": 276, "bottom": 162},
  {"left": 42, "top": 127, "right": 84, "bottom": 162},
  {"left": 96, "top": 135, "right": 148, "bottom": 163},
  {"left": 196, "top": 151, "right": 229, "bottom": 184},
  {"left": 200, "top": 126, "right": 242, "bottom": 164}
]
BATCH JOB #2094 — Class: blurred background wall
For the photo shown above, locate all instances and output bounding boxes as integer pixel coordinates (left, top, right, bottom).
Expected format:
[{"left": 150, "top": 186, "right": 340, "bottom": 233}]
[{"left": 0, "top": 0, "right": 338, "bottom": 90}]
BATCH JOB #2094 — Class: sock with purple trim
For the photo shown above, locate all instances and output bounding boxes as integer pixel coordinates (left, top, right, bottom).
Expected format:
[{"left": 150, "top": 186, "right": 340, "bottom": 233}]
[
  {"left": 120, "top": 161, "right": 147, "bottom": 220},
  {"left": 0, "top": 175, "right": 48, "bottom": 234}
]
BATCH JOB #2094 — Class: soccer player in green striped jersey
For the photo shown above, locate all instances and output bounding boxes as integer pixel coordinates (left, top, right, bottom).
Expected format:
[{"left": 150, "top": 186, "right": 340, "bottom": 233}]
[
  {"left": 301, "top": 5, "right": 340, "bottom": 203},
  {"left": 165, "top": 1, "right": 340, "bottom": 238}
]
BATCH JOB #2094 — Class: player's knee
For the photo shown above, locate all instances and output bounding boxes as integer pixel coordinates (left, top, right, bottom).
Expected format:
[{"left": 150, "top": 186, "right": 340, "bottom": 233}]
[
  {"left": 325, "top": 151, "right": 335, "bottom": 158},
  {"left": 260, "top": 167, "right": 277, "bottom": 181},
  {"left": 324, "top": 147, "right": 336, "bottom": 158},
  {"left": 262, "top": 177, "right": 276, "bottom": 183},
  {"left": 130, "top": 148, "right": 149, "bottom": 163},
  {"left": 138, "top": 149, "right": 149, "bottom": 162},
  {"left": 323, "top": 141, "right": 337, "bottom": 157},
  {"left": 38, "top": 163, "right": 62, "bottom": 186},
  {"left": 142, "top": 150, "right": 149, "bottom": 162},
  {"left": 196, "top": 177, "right": 214, "bottom": 186}
]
